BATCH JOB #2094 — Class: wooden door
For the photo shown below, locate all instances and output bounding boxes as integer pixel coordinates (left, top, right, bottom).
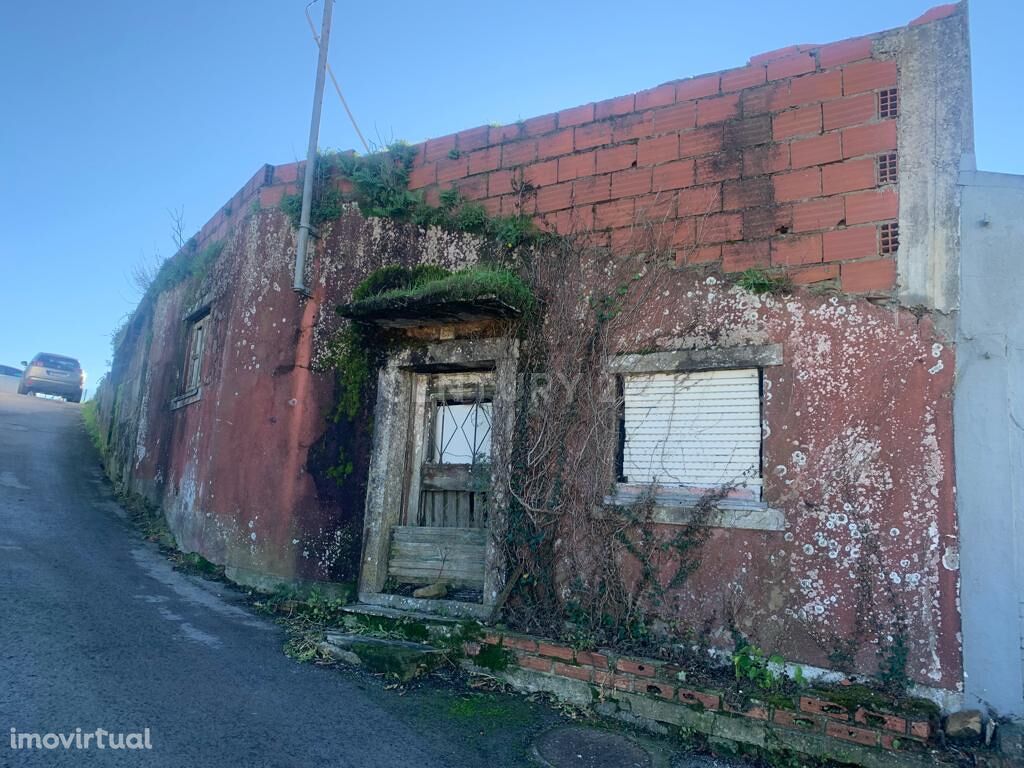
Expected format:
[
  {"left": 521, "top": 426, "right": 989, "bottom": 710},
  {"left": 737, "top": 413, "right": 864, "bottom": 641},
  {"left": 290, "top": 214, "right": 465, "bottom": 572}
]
[{"left": 387, "top": 372, "right": 494, "bottom": 595}]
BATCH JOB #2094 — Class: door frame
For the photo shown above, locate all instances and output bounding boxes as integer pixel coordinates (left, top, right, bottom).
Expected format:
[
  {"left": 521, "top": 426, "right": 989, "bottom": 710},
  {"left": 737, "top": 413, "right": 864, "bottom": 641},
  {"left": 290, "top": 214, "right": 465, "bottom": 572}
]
[
  {"left": 404, "top": 370, "right": 495, "bottom": 530},
  {"left": 357, "top": 337, "right": 518, "bottom": 618}
]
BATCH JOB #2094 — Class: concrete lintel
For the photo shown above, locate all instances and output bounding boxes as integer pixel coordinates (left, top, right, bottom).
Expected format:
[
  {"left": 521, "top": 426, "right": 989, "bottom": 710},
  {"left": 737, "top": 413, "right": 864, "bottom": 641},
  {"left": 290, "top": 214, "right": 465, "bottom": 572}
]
[
  {"left": 395, "top": 338, "right": 510, "bottom": 371},
  {"left": 650, "top": 504, "right": 784, "bottom": 532},
  {"left": 598, "top": 501, "right": 778, "bottom": 532},
  {"left": 608, "top": 344, "right": 783, "bottom": 374}
]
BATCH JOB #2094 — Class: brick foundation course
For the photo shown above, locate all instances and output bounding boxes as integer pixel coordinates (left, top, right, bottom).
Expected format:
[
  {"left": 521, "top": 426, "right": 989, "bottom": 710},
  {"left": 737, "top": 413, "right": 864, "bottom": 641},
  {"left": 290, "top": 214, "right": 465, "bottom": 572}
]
[{"left": 465, "top": 631, "right": 952, "bottom": 767}]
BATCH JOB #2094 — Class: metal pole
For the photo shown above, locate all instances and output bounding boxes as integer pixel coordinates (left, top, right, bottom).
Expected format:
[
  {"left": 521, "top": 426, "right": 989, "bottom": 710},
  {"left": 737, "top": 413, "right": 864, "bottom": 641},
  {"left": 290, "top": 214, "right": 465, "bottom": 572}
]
[{"left": 293, "top": 0, "right": 334, "bottom": 294}]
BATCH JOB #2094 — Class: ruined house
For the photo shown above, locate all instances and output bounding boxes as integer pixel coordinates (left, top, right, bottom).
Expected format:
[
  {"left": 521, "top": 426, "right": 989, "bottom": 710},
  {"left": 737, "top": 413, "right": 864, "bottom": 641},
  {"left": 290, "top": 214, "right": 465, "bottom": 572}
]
[{"left": 95, "top": 2, "right": 1024, "bottom": 747}]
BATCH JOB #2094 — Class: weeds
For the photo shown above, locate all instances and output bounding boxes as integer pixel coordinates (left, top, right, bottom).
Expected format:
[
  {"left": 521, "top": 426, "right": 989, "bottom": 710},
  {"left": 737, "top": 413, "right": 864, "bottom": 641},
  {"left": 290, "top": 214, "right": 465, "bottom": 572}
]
[
  {"left": 339, "top": 264, "right": 535, "bottom": 320},
  {"left": 736, "top": 267, "right": 792, "bottom": 295},
  {"left": 732, "top": 641, "right": 787, "bottom": 692},
  {"left": 81, "top": 399, "right": 107, "bottom": 456}
]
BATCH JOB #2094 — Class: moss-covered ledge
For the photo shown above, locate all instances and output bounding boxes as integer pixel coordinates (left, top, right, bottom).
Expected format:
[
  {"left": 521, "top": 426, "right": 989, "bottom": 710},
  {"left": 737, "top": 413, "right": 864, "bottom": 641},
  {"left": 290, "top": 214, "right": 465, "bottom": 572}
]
[{"left": 337, "top": 265, "right": 534, "bottom": 328}]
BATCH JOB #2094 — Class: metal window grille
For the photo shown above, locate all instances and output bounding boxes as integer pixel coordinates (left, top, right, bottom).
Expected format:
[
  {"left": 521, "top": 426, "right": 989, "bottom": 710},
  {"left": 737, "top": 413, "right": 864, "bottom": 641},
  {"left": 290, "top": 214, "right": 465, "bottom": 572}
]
[{"left": 433, "top": 396, "right": 492, "bottom": 465}]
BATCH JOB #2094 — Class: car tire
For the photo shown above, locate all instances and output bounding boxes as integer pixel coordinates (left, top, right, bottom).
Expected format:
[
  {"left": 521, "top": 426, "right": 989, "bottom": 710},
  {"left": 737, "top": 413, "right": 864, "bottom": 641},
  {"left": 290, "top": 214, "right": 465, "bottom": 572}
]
[
  {"left": 17, "top": 383, "right": 26, "bottom": 395},
  {"left": 68, "top": 391, "right": 82, "bottom": 404}
]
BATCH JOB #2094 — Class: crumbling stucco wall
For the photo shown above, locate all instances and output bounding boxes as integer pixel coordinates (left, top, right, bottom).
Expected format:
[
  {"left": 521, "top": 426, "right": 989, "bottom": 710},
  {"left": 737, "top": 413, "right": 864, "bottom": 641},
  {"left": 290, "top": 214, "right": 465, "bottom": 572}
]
[
  {"left": 95, "top": 3, "right": 970, "bottom": 699},
  {"left": 598, "top": 268, "right": 958, "bottom": 690},
  {"left": 97, "top": 205, "right": 487, "bottom": 588}
]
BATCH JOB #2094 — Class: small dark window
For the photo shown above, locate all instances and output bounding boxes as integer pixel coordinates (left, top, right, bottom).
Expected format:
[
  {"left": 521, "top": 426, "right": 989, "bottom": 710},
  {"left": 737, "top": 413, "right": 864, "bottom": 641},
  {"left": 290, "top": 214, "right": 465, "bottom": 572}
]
[
  {"left": 877, "top": 153, "right": 898, "bottom": 185},
  {"left": 182, "top": 311, "right": 210, "bottom": 393},
  {"left": 879, "top": 88, "right": 898, "bottom": 119},
  {"left": 880, "top": 222, "right": 899, "bottom": 255}
]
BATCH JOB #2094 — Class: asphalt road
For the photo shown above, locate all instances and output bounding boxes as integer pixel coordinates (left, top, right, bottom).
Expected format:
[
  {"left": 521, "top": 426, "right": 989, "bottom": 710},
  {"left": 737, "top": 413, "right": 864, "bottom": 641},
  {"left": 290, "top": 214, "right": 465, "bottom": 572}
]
[{"left": 0, "top": 392, "right": 749, "bottom": 768}]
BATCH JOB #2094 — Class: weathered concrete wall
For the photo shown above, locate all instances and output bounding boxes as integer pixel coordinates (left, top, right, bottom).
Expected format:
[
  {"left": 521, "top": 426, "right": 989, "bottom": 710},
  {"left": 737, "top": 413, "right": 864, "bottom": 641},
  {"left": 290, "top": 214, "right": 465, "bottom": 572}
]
[
  {"left": 97, "top": 203, "right": 486, "bottom": 588},
  {"left": 890, "top": 6, "right": 973, "bottom": 314},
  {"left": 956, "top": 171, "right": 1024, "bottom": 717}
]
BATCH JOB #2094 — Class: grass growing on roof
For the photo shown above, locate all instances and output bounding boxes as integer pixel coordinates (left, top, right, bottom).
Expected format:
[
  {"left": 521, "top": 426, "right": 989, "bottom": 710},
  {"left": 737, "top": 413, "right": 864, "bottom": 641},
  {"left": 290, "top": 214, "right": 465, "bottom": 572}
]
[{"left": 340, "top": 265, "right": 535, "bottom": 318}]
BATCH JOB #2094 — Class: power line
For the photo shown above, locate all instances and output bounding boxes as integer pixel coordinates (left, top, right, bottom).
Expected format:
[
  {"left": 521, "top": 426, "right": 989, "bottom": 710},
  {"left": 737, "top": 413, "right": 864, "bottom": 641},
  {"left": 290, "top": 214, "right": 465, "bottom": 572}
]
[{"left": 305, "top": 1, "right": 371, "bottom": 154}]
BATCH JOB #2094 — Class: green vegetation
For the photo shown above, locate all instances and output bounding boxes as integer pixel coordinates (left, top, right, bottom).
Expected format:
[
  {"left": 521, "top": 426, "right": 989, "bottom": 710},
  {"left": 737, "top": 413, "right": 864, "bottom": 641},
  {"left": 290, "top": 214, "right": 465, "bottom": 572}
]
[
  {"left": 732, "top": 641, "right": 788, "bottom": 692},
  {"left": 473, "top": 638, "right": 513, "bottom": 672},
  {"left": 261, "top": 587, "right": 353, "bottom": 662},
  {"left": 340, "top": 264, "right": 535, "bottom": 320},
  {"left": 351, "top": 264, "right": 452, "bottom": 302},
  {"left": 280, "top": 183, "right": 344, "bottom": 229},
  {"left": 146, "top": 240, "right": 224, "bottom": 300},
  {"left": 81, "top": 399, "right": 107, "bottom": 457},
  {"left": 112, "top": 239, "right": 225, "bottom": 354},
  {"left": 176, "top": 552, "right": 224, "bottom": 578},
  {"left": 113, "top": 485, "right": 178, "bottom": 552},
  {"left": 446, "top": 693, "right": 534, "bottom": 728},
  {"left": 809, "top": 682, "right": 940, "bottom": 720},
  {"left": 325, "top": 263, "right": 534, "bottom": 433},
  {"left": 877, "top": 631, "right": 909, "bottom": 694},
  {"left": 320, "top": 323, "right": 380, "bottom": 422},
  {"left": 736, "top": 267, "right": 793, "bottom": 295},
  {"left": 279, "top": 143, "right": 542, "bottom": 249}
]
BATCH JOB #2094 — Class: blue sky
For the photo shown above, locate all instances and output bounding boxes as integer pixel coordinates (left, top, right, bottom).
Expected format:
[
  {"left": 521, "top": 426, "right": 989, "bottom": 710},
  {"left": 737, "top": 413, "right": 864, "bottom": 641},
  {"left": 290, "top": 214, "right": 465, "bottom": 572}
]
[{"left": 0, "top": 1, "right": 1017, "bottom": 390}]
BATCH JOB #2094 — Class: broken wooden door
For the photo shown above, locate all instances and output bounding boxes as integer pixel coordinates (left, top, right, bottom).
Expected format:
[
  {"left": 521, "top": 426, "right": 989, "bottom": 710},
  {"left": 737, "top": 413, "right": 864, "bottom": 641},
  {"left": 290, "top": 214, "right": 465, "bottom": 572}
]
[{"left": 386, "top": 372, "right": 493, "bottom": 599}]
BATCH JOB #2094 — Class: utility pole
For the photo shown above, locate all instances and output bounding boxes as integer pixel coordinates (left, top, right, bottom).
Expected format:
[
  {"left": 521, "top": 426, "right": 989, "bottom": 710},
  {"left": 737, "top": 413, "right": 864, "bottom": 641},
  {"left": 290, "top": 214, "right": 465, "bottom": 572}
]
[{"left": 293, "top": 0, "right": 334, "bottom": 295}]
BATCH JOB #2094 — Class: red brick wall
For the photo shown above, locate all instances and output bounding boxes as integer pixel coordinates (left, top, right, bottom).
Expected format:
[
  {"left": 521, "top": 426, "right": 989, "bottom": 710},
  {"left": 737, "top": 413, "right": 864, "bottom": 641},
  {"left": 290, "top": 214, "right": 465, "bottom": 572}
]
[{"left": 404, "top": 27, "right": 919, "bottom": 296}]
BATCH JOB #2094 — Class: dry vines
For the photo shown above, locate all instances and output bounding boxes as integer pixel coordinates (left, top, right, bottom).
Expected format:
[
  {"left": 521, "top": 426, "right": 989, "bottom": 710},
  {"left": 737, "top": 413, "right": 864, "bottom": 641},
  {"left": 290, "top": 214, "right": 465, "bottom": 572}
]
[{"left": 498, "top": 209, "right": 728, "bottom": 655}]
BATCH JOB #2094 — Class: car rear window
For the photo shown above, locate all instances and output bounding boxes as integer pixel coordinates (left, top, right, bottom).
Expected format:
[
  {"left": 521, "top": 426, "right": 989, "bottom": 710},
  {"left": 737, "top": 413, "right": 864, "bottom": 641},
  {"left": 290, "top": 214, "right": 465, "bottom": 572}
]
[{"left": 35, "top": 355, "right": 79, "bottom": 371}]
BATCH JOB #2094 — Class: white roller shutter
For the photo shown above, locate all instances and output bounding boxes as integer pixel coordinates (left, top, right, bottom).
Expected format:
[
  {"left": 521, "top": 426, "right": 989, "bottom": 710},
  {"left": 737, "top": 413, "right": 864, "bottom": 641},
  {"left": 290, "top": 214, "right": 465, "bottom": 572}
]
[{"left": 622, "top": 368, "right": 762, "bottom": 488}]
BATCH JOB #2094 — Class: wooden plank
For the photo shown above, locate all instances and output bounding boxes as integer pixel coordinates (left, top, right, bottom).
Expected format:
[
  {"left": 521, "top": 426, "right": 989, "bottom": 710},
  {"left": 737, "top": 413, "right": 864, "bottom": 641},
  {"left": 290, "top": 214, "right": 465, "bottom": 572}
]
[
  {"left": 388, "top": 524, "right": 486, "bottom": 587},
  {"left": 624, "top": 404, "right": 761, "bottom": 414},
  {"left": 612, "top": 483, "right": 762, "bottom": 503},
  {"left": 624, "top": 382, "right": 761, "bottom": 394},
  {"left": 404, "top": 374, "right": 429, "bottom": 526},
  {"left": 421, "top": 464, "right": 484, "bottom": 492},
  {"left": 392, "top": 526, "right": 487, "bottom": 545},
  {"left": 456, "top": 491, "right": 466, "bottom": 527},
  {"left": 625, "top": 418, "right": 760, "bottom": 427},
  {"left": 388, "top": 560, "right": 484, "bottom": 577},
  {"left": 389, "top": 546, "right": 485, "bottom": 561},
  {"left": 625, "top": 427, "right": 761, "bottom": 437},
  {"left": 389, "top": 561, "right": 484, "bottom": 577},
  {"left": 624, "top": 450, "right": 760, "bottom": 461}
]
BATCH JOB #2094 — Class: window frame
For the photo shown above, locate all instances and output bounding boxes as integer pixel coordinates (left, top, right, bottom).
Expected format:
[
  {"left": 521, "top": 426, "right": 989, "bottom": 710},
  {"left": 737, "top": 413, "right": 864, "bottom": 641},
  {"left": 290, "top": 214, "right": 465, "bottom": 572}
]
[
  {"left": 605, "top": 344, "right": 784, "bottom": 531},
  {"left": 171, "top": 306, "right": 211, "bottom": 411},
  {"left": 617, "top": 367, "right": 765, "bottom": 498}
]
